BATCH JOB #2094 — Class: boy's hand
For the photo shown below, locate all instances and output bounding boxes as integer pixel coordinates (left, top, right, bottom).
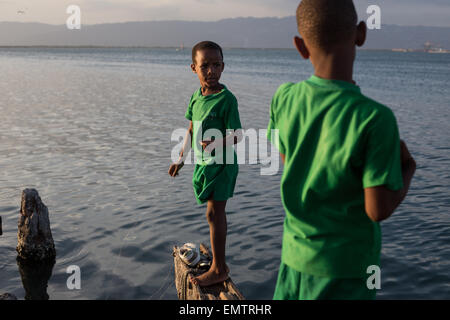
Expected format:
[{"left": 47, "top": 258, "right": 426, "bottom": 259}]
[
  {"left": 201, "top": 140, "right": 214, "bottom": 153},
  {"left": 168, "top": 162, "right": 184, "bottom": 177},
  {"left": 202, "top": 137, "right": 227, "bottom": 153}
]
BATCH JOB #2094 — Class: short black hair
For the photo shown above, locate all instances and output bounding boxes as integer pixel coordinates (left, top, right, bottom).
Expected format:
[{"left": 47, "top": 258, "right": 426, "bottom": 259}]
[
  {"left": 296, "top": 0, "right": 357, "bottom": 50},
  {"left": 192, "top": 41, "right": 224, "bottom": 64}
]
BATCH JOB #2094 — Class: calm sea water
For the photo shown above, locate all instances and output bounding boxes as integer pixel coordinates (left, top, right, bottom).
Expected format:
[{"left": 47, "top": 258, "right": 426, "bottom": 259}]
[{"left": 0, "top": 48, "right": 449, "bottom": 299}]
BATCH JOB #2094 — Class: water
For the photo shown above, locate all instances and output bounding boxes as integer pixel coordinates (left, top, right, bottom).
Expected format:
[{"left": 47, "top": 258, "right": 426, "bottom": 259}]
[{"left": 0, "top": 47, "right": 449, "bottom": 299}]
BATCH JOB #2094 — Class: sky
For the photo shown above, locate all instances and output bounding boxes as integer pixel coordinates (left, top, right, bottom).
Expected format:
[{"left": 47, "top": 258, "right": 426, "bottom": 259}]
[{"left": 1, "top": 0, "right": 450, "bottom": 27}]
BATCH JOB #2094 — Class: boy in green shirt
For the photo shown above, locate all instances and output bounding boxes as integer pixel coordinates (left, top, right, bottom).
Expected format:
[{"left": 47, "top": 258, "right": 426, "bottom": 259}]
[
  {"left": 169, "top": 41, "right": 243, "bottom": 287},
  {"left": 268, "top": 0, "right": 416, "bottom": 299}
]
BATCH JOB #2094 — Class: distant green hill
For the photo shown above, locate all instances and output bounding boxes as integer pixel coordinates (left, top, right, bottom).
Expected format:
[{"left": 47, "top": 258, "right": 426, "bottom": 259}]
[{"left": 0, "top": 17, "right": 449, "bottom": 49}]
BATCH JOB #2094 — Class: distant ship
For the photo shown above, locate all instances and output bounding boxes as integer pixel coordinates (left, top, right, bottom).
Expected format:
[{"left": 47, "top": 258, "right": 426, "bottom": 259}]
[
  {"left": 423, "top": 41, "right": 450, "bottom": 53},
  {"left": 392, "top": 48, "right": 407, "bottom": 52},
  {"left": 428, "top": 48, "right": 450, "bottom": 54},
  {"left": 391, "top": 42, "right": 450, "bottom": 54}
]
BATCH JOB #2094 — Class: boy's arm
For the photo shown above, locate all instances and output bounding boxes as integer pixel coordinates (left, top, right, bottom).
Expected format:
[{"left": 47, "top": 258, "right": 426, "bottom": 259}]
[
  {"left": 169, "top": 121, "right": 192, "bottom": 177},
  {"left": 203, "top": 97, "right": 243, "bottom": 151},
  {"left": 203, "top": 129, "right": 243, "bottom": 152},
  {"left": 178, "top": 121, "right": 193, "bottom": 163},
  {"left": 364, "top": 140, "right": 416, "bottom": 222}
]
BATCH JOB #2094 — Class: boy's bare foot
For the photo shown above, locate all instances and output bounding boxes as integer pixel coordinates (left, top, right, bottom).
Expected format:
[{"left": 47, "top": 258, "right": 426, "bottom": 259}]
[{"left": 191, "top": 267, "right": 229, "bottom": 287}]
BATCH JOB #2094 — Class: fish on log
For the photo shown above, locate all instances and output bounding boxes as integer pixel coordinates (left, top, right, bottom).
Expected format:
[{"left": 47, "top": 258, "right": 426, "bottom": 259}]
[{"left": 173, "top": 243, "right": 245, "bottom": 300}]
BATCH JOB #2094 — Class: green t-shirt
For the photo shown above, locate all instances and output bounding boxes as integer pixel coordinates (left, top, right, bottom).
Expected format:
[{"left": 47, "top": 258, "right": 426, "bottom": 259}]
[
  {"left": 186, "top": 85, "right": 242, "bottom": 166},
  {"left": 186, "top": 85, "right": 242, "bottom": 204},
  {"left": 267, "top": 75, "right": 403, "bottom": 278}
]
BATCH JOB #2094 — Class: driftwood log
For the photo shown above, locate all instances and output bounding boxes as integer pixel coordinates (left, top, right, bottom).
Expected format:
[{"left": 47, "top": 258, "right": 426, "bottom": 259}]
[
  {"left": 173, "top": 243, "right": 245, "bottom": 300},
  {"left": 16, "top": 189, "right": 56, "bottom": 261}
]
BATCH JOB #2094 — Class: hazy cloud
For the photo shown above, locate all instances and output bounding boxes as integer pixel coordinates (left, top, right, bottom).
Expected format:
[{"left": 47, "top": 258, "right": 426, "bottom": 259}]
[{"left": 0, "top": 0, "right": 449, "bottom": 26}]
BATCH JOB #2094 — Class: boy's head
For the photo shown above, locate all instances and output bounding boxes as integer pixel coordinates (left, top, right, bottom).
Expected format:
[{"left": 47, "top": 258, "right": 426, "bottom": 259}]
[
  {"left": 191, "top": 41, "right": 225, "bottom": 89},
  {"left": 294, "top": 0, "right": 366, "bottom": 58},
  {"left": 192, "top": 41, "right": 223, "bottom": 64}
]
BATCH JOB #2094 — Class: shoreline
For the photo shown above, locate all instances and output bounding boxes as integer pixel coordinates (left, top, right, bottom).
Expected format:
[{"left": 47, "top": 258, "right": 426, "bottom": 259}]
[{"left": 0, "top": 46, "right": 448, "bottom": 53}]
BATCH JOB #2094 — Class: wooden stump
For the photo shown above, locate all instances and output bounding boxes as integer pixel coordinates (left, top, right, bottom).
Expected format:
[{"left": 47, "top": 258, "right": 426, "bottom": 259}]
[
  {"left": 173, "top": 244, "right": 245, "bottom": 300},
  {"left": 17, "top": 256, "right": 55, "bottom": 300},
  {"left": 16, "top": 189, "right": 56, "bottom": 261}
]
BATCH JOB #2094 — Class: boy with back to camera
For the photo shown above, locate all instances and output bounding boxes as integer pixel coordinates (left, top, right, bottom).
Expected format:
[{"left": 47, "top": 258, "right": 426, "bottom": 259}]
[
  {"left": 268, "top": 0, "right": 416, "bottom": 299},
  {"left": 169, "top": 41, "right": 243, "bottom": 287}
]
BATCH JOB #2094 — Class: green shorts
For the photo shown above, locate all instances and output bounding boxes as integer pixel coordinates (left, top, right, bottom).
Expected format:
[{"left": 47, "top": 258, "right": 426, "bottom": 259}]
[
  {"left": 192, "top": 163, "right": 238, "bottom": 204},
  {"left": 273, "top": 262, "right": 376, "bottom": 300}
]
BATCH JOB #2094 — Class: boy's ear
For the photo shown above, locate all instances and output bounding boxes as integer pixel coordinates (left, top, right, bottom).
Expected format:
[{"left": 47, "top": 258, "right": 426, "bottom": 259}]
[
  {"left": 293, "top": 36, "right": 309, "bottom": 60},
  {"left": 356, "top": 21, "right": 367, "bottom": 47},
  {"left": 190, "top": 63, "right": 197, "bottom": 73}
]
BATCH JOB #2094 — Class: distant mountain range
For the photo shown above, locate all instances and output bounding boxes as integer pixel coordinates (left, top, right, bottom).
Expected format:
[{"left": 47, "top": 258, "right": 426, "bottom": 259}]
[{"left": 1, "top": 17, "right": 449, "bottom": 50}]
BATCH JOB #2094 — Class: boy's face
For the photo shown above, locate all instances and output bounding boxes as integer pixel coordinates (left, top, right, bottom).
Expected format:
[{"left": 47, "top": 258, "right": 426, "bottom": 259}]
[{"left": 191, "top": 49, "right": 225, "bottom": 88}]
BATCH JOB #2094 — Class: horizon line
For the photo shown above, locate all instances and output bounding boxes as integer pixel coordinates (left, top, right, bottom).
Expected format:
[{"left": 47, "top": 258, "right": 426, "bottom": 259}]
[
  {"left": 1, "top": 17, "right": 450, "bottom": 29},
  {"left": 0, "top": 46, "right": 434, "bottom": 52}
]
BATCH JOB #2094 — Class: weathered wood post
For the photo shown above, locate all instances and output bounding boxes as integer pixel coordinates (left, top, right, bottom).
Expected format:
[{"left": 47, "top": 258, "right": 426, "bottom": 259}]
[
  {"left": 16, "top": 189, "right": 56, "bottom": 261},
  {"left": 16, "top": 189, "right": 56, "bottom": 300},
  {"left": 16, "top": 256, "right": 55, "bottom": 300}
]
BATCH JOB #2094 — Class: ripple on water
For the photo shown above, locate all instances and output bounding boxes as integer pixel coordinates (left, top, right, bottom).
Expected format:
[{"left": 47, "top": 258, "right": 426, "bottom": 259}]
[{"left": 0, "top": 49, "right": 449, "bottom": 299}]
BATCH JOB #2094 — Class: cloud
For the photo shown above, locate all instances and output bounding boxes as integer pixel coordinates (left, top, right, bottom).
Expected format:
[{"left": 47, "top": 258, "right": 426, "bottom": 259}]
[
  {"left": 79, "top": 0, "right": 182, "bottom": 23},
  {"left": 0, "top": 0, "right": 449, "bottom": 26}
]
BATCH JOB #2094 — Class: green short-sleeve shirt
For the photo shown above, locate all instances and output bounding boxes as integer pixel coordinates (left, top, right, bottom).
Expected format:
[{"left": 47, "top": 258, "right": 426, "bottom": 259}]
[
  {"left": 267, "top": 75, "right": 403, "bottom": 278},
  {"left": 186, "top": 85, "right": 242, "bottom": 204}
]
